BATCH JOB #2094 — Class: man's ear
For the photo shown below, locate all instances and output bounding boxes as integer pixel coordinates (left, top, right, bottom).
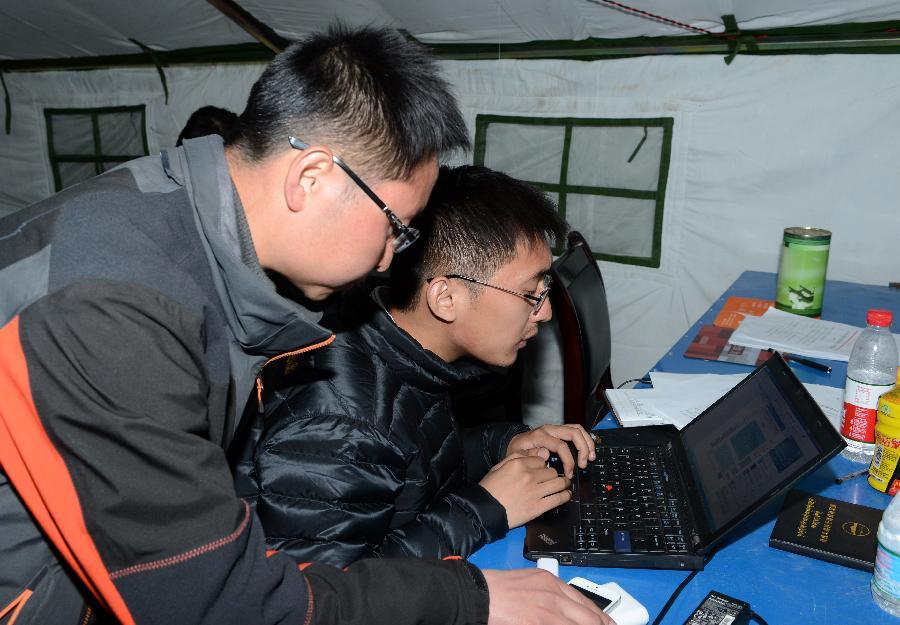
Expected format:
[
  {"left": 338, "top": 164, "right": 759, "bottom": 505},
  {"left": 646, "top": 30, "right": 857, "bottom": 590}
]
[
  {"left": 425, "top": 277, "right": 459, "bottom": 323},
  {"left": 284, "top": 147, "right": 335, "bottom": 214}
]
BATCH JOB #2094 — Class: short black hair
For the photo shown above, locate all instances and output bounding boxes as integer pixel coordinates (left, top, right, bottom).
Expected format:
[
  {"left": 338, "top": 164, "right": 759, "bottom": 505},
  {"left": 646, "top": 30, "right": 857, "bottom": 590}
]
[
  {"left": 176, "top": 106, "right": 239, "bottom": 146},
  {"left": 232, "top": 24, "right": 470, "bottom": 181},
  {"left": 390, "top": 165, "right": 568, "bottom": 311}
]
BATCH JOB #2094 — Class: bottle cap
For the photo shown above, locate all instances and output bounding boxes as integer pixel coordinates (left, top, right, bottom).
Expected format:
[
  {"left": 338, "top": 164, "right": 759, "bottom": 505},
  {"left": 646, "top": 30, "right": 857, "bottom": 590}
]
[{"left": 867, "top": 309, "right": 893, "bottom": 327}]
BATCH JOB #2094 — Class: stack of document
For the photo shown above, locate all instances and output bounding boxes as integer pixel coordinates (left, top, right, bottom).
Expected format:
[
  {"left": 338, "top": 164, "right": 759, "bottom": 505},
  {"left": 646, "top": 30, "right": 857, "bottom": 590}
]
[
  {"left": 605, "top": 371, "right": 844, "bottom": 431},
  {"left": 729, "top": 307, "right": 900, "bottom": 363}
]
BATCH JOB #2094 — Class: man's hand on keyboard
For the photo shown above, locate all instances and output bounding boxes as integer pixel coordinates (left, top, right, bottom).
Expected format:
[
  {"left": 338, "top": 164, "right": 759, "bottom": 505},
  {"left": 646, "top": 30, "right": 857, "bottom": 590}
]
[
  {"left": 507, "top": 424, "right": 597, "bottom": 478},
  {"left": 480, "top": 451, "right": 572, "bottom": 528}
]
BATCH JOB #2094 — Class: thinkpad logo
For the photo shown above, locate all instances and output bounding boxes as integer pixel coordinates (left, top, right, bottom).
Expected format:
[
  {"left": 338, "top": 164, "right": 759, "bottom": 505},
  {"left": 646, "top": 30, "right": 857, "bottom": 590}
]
[{"left": 538, "top": 533, "right": 557, "bottom": 546}]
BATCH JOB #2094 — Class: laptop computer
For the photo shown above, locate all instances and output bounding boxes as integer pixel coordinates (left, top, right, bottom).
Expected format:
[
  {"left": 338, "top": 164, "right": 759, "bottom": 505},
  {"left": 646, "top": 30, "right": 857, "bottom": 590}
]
[{"left": 525, "top": 353, "right": 846, "bottom": 570}]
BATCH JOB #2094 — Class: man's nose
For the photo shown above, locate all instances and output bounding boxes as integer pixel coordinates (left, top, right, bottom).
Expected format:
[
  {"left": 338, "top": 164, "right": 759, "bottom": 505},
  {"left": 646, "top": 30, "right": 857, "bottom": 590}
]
[{"left": 534, "top": 299, "right": 553, "bottom": 322}]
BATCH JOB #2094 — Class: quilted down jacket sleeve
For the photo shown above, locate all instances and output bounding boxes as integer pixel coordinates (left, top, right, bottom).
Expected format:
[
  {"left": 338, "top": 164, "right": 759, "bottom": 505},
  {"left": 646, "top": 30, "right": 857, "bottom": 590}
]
[
  {"left": 460, "top": 423, "right": 531, "bottom": 482},
  {"left": 251, "top": 397, "right": 511, "bottom": 567}
]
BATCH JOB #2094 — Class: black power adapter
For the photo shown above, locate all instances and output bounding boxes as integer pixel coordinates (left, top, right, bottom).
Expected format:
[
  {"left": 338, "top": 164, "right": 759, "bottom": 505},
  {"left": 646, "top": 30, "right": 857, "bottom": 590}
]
[{"left": 682, "top": 590, "right": 751, "bottom": 625}]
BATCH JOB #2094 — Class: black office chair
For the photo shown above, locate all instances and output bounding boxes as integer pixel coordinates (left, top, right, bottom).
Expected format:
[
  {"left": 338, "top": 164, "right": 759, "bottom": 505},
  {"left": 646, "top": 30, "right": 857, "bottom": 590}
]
[{"left": 550, "top": 231, "right": 613, "bottom": 429}]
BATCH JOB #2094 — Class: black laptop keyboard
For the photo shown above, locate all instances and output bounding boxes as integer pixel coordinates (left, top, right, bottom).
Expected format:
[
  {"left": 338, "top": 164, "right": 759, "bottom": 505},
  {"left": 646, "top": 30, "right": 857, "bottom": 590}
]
[{"left": 569, "top": 445, "right": 690, "bottom": 554}]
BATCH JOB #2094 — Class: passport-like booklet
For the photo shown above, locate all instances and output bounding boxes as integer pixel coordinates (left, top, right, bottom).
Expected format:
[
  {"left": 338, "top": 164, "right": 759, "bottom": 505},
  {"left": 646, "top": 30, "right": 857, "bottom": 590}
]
[
  {"left": 683, "top": 324, "right": 773, "bottom": 367},
  {"left": 769, "top": 489, "right": 883, "bottom": 572}
]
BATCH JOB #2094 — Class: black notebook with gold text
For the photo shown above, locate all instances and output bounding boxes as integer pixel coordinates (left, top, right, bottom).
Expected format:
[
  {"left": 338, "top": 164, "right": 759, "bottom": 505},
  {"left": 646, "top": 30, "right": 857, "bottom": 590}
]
[{"left": 769, "top": 489, "right": 883, "bottom": 572}]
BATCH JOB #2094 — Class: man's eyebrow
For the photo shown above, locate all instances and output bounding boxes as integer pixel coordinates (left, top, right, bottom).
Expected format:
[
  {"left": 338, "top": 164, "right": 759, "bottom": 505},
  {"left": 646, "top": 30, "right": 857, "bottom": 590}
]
[{"left": 524, "top": 267, "right": 551, "bottom": 284}]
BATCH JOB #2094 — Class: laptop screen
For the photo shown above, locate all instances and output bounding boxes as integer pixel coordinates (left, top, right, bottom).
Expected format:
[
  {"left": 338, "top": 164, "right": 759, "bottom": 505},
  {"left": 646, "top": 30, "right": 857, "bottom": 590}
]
[{"left": 680, "top": 358, "right": 842, "bottom": 538}]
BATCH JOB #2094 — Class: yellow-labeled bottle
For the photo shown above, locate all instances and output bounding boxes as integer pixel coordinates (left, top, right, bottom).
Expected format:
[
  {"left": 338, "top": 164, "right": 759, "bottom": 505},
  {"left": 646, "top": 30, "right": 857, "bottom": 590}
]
[{"left": 869, "top": 367, "right": 900, "bottom": 493}]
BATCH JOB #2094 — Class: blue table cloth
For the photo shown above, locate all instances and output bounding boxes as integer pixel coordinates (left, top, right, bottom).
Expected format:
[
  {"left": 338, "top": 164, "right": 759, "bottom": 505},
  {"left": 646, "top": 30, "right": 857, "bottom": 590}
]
[{"left": 470, "top": 271, "right": 900, "bottom": 625}]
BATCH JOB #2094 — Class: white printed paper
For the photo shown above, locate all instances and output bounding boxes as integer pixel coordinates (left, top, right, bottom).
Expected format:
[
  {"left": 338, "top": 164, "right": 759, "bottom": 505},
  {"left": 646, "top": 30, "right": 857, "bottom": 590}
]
[
  {"left": 605, "top": 373, "right": 845, "bottom": 431},
  {"left": 729, "top": 307, "right": 900, "bottom": 363}
]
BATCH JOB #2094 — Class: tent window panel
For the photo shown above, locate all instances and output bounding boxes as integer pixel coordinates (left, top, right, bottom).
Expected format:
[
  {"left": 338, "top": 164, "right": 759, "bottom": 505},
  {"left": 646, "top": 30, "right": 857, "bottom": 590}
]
[
  {"left": 483, "top": 123, "right": 564, "bottom": 185},
  {"left": 58, "top": 162, "right": 100, "bottom": 191},
  {"left": 99, "top": 110, "right": 146, "bottom": 155},
  {"left": 45, "top": 106, "right": 148, "bottom": 192},
  {"left": 566, "top": 194, "right": 655, "bottom": 259},
  {"left": 474, "top": 114, "right": 672, "bottom": 268},
  {"left": 568, "top": 126, "right": 663, "bottom": 191},
  {"left": 52, "top": 114, "right": 95, "bottom": 155}
]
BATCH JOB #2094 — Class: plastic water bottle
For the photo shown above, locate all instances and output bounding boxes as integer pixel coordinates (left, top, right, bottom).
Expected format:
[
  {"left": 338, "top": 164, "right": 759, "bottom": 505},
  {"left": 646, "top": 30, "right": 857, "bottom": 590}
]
[
  {"left": 873, "top": 494, "right": 900, "bottom": 616},
  {"left": 840, "top": 310, "right": 898, "bottom": 463}
]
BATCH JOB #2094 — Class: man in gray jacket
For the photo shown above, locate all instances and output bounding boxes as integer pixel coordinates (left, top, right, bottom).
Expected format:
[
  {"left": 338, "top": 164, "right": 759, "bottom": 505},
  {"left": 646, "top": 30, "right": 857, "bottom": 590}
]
[{"left": 0, "top": 24, "right": 608, "bottom": 625}]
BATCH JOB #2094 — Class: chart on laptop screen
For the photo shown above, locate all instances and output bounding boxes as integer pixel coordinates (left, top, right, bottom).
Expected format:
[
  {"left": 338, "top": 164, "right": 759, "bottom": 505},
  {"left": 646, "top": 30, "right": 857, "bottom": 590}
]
[{"left": 683, "top": 368, "right": 820, "bottom": 531}]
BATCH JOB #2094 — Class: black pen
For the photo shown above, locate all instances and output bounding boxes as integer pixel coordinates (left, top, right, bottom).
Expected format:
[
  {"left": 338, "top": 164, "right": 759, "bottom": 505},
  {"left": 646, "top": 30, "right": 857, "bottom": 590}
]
[
  {"left": 784, "top": 354, "right": 832, "bottom": 374},
  {"left": 835, "top": 468, "right": 869, "bottom": 484},
  {"left": 768, "top": 349, "right": 833, "bottom": 374}
]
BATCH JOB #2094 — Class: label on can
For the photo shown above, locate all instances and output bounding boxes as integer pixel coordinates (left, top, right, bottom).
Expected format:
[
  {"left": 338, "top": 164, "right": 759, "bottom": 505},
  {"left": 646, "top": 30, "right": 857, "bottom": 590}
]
[
  {"left": 870, "top": 390, "right": 900, "bottom": 493},
  {"left": 775, "top": 228, "right": 830, "bottom": 317},
  {"left": 869, "top": 433, "right": 900, "bottom": 493},
  {"left": 840, "top": 378, "right": 894, "bottom": 443}
]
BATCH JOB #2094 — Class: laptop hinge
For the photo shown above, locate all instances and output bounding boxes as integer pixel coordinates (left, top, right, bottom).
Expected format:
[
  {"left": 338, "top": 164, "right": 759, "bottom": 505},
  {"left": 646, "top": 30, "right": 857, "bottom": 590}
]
[{"left": 668, "top": 439, "right": 715, "bottom": 549}]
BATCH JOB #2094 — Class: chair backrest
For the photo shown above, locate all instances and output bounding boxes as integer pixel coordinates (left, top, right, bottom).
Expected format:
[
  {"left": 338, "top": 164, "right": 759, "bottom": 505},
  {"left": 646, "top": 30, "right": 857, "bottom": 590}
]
[{"left": 549, "top": 231, "right": 613, "bottom": 428}]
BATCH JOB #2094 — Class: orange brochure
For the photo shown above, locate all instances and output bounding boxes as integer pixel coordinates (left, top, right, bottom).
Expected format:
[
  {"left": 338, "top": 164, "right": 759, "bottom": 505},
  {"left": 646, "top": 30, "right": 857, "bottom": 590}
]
[{"left": 713, "top": 296, "right": 773, "bottom": 329}]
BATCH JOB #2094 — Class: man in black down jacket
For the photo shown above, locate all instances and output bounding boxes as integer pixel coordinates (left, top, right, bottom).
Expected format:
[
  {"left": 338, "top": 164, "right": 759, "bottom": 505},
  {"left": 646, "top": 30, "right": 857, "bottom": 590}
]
[{"left": 234, "top": 165, "right": 599, "bottom": 568}]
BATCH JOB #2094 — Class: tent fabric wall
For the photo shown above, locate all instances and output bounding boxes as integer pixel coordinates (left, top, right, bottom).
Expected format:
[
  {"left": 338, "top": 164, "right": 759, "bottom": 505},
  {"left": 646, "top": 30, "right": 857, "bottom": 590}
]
[
  {"left": 0, "top": 64, "right": 264, "bottom": 212},
  {"left": 1, "top": 52, "right": 899, "bottom": 420},
  {"left": 5, "top": 0, "right": 899, "bottom": 56},
  {"left": 0, "top": 1, "right": 254, "bottom": 60},
  {"left": 440, "top": 54, "right": 900, "bottom": 416}
]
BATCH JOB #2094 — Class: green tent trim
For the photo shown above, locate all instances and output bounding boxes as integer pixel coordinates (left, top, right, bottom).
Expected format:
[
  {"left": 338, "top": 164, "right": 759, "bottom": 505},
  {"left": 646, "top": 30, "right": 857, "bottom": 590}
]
[
  {"left": 474, "top": 114, "right": 673, "bottom": 269},
  {"left": 44, "top": 105, "right": 149, "bottom": 192},
  {"left": 3, "top": 19, "right": 900, "bottom": 72}
]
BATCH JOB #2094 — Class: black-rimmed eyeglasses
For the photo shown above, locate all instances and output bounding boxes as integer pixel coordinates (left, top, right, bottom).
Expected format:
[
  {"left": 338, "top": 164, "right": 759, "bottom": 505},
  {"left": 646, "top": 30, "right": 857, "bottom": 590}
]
[
  {"left": 432, "top": 273, "right": 553, "bottom": 314},
  {"left": 288, "top": 136, "right": 420, "bottom": 253}
]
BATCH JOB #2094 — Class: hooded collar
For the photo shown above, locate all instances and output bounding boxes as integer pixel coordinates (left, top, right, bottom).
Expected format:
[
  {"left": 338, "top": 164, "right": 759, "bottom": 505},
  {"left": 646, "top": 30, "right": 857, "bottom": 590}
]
[{"left": 160, "top": 135, "right": 332, "bottom": 357}]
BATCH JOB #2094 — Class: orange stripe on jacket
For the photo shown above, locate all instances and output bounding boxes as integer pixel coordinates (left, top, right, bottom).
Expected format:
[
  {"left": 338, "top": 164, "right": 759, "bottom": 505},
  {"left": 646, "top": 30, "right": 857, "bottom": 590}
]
[
  {"left": 0, "top": 317, "right": 135, "bottom": 625},
  {"left": 0, "top": 588, "right": 32, "bottom": 624}
]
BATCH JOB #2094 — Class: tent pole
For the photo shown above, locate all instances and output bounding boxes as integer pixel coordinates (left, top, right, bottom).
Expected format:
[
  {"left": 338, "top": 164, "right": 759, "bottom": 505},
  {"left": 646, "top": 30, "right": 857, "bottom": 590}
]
[{"left": 205, "top": 0, "right": 288, "bottom": 53}]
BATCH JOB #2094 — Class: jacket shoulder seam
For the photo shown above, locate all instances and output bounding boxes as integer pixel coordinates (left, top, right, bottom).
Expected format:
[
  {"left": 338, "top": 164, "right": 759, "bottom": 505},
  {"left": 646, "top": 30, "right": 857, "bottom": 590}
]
[{"left": 109, "top": 501, "right": 251, "bottom": 579}]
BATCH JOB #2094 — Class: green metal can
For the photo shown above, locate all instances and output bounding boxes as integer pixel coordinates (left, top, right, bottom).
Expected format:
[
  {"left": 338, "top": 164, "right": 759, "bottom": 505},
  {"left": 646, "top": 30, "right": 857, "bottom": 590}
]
[{"left": 775, "top": 227, "right": 831, "bottom": 317}]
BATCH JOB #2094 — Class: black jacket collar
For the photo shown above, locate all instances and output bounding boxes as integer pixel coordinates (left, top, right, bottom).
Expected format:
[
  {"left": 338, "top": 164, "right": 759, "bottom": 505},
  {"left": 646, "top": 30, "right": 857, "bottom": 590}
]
[{"left": 325, "top": 286, "right": 490, "bottom": 394}]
